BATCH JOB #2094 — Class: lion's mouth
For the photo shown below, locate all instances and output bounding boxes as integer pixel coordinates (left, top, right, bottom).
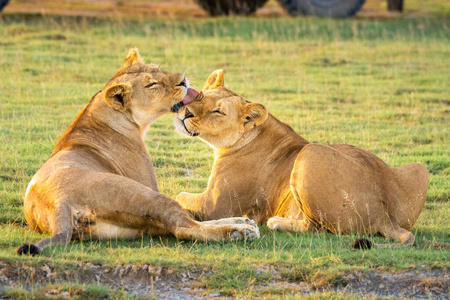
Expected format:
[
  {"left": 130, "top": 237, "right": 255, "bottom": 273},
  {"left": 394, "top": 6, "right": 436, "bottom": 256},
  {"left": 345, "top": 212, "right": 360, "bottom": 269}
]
[
  {"left": 181, "top": 118, "right": 199, "bottom": 137},
  {"left": 171, "top": 88, "right": 200, "bottom": 112}
]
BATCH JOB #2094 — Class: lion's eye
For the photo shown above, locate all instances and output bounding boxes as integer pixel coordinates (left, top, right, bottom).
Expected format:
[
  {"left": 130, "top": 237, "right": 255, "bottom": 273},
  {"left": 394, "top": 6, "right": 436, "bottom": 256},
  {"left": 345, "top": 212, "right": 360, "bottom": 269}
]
[
  {"left": 212, "top": 110, "right": 225, "bottom": 115},
  {"left": 145, "top": 82, "right": 157, "bottom": 88}
]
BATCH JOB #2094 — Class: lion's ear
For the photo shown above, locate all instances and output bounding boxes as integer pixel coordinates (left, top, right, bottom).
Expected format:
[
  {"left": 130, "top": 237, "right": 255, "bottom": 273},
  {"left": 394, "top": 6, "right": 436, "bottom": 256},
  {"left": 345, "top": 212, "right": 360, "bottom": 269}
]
[
  {"left": 203, "top": 69, "right": 224, "bottom": 91},
  {"left": 123, "top": 48, "right": 144, "bottom": 68},
  {"left": 242, "top": 103, "right": 268, "bottom": 130},
  {"left": 104, "top": 83, "right": 132, "bottom": 111}
]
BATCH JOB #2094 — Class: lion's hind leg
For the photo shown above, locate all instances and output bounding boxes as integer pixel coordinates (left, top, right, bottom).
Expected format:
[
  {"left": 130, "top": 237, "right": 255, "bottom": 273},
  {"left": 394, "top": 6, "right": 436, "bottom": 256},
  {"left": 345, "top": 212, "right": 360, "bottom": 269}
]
[
  {"left": 174, "top": 221, "right": 260, "bottom": 242},
  {"left": 200, "top": 217, "right": 257, "bottom": 227},
  {"left": 18, "top": 203, "right": 73, "bottom": 256},
  {"left": 381, "top": 221, "right": 415, "bottom": 246}
]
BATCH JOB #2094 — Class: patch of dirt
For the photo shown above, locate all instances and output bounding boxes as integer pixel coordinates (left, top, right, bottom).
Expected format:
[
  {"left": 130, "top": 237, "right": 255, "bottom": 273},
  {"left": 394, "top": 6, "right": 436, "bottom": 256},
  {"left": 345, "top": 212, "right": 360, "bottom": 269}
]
[
  {"left": 0, "top": 260, "right": 448, "bottom": 299},
  {"left": 253, "top": 268, "right": 449, "bottom": 299},
  {"left": 3, "top": 0, "right": 209, "bottom": 18},
  {"left": 0, "top": 260, "right": 212, "bottom": 299},
  {"left": 337, "top": 269, "right": 449, "bottom": 299}
]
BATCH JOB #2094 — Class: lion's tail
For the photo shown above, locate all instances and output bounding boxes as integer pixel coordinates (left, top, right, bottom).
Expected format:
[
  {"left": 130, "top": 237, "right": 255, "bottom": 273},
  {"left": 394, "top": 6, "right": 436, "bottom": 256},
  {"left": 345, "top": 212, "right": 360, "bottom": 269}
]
[{"left": 351, "top": 237, "right": 414, "bottom": 250}]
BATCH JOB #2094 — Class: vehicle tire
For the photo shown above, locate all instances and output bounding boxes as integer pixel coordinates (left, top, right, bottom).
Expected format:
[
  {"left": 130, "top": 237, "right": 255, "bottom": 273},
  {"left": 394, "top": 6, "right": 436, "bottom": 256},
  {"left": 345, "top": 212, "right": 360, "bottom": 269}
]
[
  {"left": 0, "top": 0, "right": 10, "bottom": 13},
  {"left": 195, "top": 0, "right": 268, "bottom": 16},
  {"left": 278, "top": 0, "right": 366, "bottom": 18}
]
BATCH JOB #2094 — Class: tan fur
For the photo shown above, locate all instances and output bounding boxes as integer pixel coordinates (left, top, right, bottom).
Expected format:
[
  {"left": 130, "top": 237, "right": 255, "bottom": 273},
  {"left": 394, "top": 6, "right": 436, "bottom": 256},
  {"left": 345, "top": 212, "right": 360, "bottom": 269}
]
[
  {"left": 20, "top": 53, "right": 259, "bottom": 255},
  {"left": 174, "top": 70, "right": 428, "bottom": 246}
]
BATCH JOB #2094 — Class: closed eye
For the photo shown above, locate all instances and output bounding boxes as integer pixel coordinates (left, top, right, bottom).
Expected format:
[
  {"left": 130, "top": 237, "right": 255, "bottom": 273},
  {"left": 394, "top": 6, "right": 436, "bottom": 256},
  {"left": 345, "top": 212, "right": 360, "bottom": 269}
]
[
  {"left": 212, "top": 110, "right": 225, "bottom": 115},
  {"left": 145, "top": 82, "right": 157, "bottom": 88}
]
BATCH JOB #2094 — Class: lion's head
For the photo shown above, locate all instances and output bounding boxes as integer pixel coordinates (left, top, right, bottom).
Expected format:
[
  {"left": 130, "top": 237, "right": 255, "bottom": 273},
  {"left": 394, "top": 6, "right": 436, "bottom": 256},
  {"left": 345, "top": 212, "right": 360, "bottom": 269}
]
[
  {"left": 103, "top": 48, "right": 198, "bottom": 128},
  {"left": 174, "top": 70, "right": 268, "bottom": 149}
]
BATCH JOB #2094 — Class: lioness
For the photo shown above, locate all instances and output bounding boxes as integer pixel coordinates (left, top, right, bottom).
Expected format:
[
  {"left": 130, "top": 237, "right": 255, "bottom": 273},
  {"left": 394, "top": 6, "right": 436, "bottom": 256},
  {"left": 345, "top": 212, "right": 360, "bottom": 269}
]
[
  {"left": 17, "top": 51, "right": 259, "bottom": 256},
  {"left": 174, "top": 70, "right": 429, "bottom": 247}
]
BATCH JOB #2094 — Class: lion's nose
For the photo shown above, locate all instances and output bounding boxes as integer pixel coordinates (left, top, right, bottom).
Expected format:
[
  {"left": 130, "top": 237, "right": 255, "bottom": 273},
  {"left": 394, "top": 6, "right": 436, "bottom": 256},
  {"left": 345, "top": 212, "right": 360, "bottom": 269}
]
[
  {"left": 176, "top": 77, "right": 187, "bottom": 87},
  {"left": 171, "top": 102, "right": 184, "bottom": 113},
  {"left": 184, "top": 108, "right": 194, "bottom": 119}
]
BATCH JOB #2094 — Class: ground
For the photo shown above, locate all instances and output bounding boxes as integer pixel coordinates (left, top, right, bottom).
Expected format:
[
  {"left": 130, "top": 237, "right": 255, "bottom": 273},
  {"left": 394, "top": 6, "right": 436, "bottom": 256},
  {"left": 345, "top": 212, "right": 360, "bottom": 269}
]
[
  {"left": 0, "top": 260, "right": 448, "bottom": 299},
  {"left": 0, "top": 0, "right": 449, "bottom": 299}
]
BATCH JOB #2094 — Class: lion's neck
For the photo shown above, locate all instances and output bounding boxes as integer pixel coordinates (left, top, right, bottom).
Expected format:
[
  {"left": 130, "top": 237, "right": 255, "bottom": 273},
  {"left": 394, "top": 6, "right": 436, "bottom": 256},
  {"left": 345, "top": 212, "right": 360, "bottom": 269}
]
[
  {"left": 216, "top": 126, "right": 263, "bottom": 154},
  {"left": 52, "top": 93, "right": 146, "bottom": 157},
  {"left": 89, "top": 94, "right": 144, "bottom": 138},
  {"left": 216, "top": 114, "right": 308, "bottom": 158}
]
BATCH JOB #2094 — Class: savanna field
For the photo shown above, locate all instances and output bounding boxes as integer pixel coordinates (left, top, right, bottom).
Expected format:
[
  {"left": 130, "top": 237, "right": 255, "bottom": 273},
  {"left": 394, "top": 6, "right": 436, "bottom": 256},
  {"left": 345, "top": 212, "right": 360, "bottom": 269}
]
[{"left": 0, "top": 0, "right": 449, "bottom": 298}]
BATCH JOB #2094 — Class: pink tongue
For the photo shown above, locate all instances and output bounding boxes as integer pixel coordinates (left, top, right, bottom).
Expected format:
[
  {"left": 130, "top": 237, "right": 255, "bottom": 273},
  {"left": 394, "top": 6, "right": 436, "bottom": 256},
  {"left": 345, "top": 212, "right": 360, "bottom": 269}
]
[{"left": 182, "top": 88, "right": 200, "bottom": 105}]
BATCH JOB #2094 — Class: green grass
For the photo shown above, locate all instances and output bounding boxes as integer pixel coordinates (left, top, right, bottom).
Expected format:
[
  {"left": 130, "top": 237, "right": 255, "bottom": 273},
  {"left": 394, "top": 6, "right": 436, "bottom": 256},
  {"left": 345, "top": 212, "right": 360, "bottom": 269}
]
[{"left": 0, "top": 11, "right": 449, "bottom": 298}]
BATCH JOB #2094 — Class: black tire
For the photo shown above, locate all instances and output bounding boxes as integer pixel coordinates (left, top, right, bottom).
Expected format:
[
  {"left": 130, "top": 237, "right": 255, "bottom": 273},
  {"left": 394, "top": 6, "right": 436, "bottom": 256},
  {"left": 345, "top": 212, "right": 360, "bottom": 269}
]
[
  {"left": 0, "top": 0, "right": 10, "bottom": 13},
  {"left": 195, "top": 0, "right": 268, "bottom": 16},
  {"left": 278, "top": 0, "right": 366, "bottom": 18}
]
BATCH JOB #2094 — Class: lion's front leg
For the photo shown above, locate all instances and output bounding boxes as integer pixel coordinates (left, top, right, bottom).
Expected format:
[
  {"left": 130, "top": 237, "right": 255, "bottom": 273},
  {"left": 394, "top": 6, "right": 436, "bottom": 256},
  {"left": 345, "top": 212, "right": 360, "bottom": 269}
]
[
  {"left": 176, "top": 192, "right": 211, "bottom": 221},
  {"left": 266, "top": 216, "right": 319, "bottom": 232}
]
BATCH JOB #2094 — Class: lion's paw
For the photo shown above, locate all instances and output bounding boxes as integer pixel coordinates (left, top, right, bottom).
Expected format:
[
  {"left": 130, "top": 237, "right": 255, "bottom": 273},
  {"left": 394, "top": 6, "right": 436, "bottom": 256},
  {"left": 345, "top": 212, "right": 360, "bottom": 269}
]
[
  {"left": 235, "top": 218, "right": 257, "bottom": 226},
  {"left": 227, "top": 217, "right": 257, "bottom": 227},
  {"left": 266, "top": 216, "right": 284, "bottom": 230},
  {"left": 202, "top": 217, "right": 257, "bottom": 227},
  {"left": 230, "top": 224, "right": 260, "bottom": 241}
]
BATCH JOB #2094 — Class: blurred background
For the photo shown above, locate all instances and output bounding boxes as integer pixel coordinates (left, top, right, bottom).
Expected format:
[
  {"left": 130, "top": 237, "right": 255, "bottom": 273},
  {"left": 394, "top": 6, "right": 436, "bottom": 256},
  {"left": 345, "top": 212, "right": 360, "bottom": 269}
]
[{"left": 1, "top": 0, "right": 449, "bottom": 18}]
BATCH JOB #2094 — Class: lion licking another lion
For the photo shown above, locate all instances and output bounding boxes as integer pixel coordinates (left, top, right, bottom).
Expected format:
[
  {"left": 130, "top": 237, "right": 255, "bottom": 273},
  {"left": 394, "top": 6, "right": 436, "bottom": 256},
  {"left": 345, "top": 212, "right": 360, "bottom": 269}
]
[
  {"left": 174, "top": 70, "right": 429, "bottom": 248},
  {"left": 19, "top": 52, "right": 428, "bottom": 255}
]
